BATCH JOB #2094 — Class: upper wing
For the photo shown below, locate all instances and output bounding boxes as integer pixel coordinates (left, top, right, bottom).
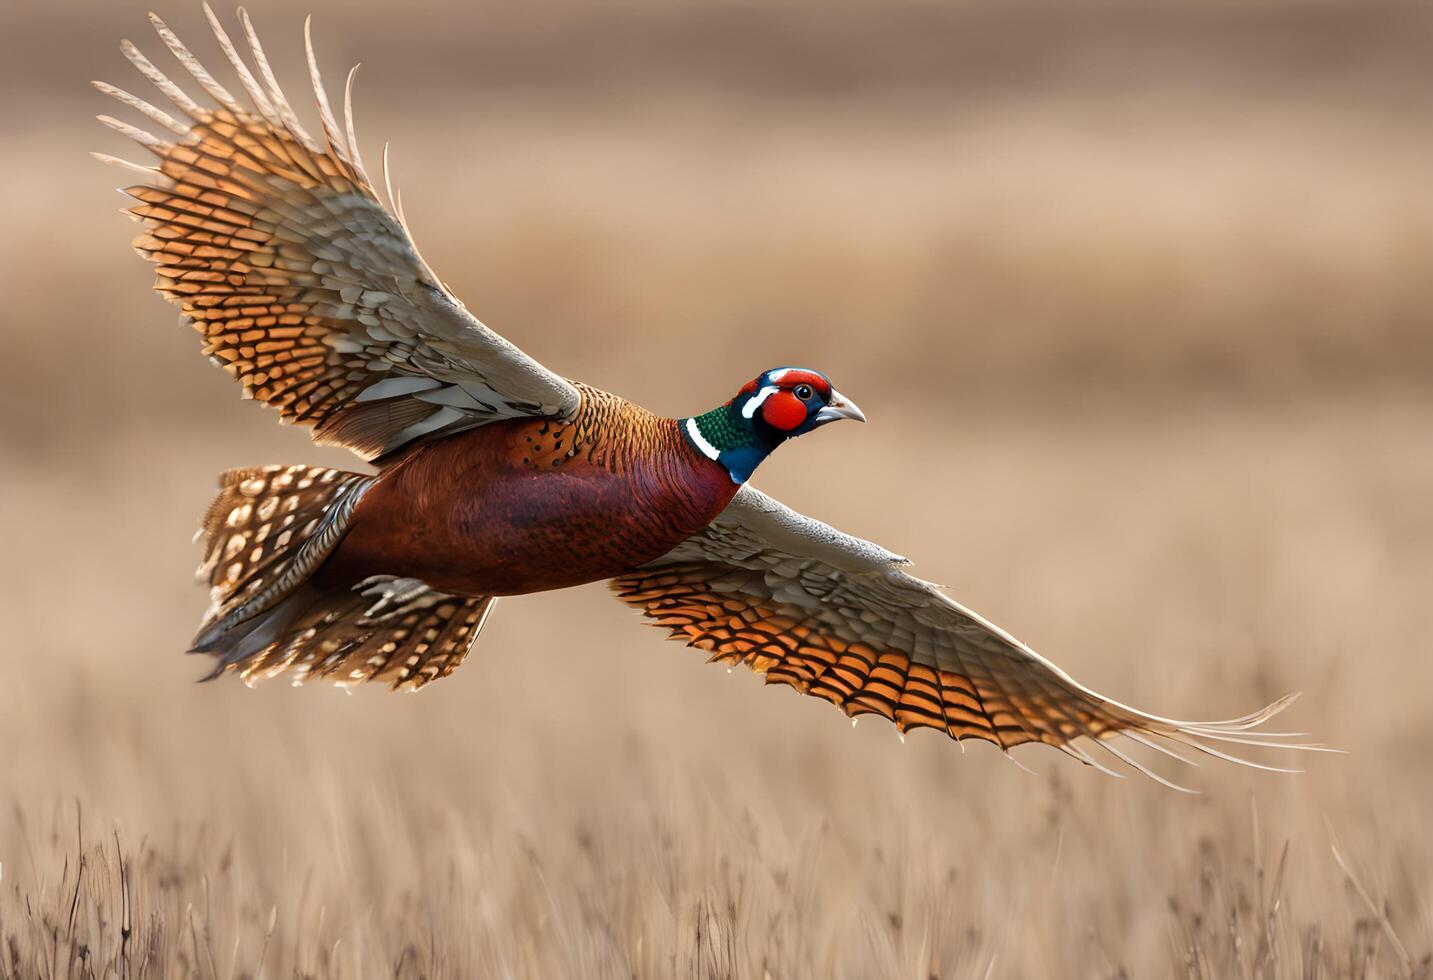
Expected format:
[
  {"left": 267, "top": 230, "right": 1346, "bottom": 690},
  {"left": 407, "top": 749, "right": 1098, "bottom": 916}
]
[
  {"left": 95, "top": 8, "right": 580, "bottom": 461},
  {"left": 613, "top": 485, "right": 1322, "bottom": 790}
]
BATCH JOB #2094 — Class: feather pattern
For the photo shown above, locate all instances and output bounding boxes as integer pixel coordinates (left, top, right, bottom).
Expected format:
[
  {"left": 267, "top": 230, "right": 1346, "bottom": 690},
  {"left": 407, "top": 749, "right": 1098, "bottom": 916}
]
[
  {"left": 613, "top": 486, "right": 1327, "bottom": 790},
  {"left": 191, "top": 463, "right": 492, "bottom": 690},
  {"left": 94, "top": 11, "right": 1324, "bottom": 788},
  {"left": 208, "top": 578, "right": 496, "bottom": 691},
  {"left": 194, "top": 463, "right": 374, "bottom": 640},
  {"left": 95, "top": 8, "right": 580, "bottom": 460}
]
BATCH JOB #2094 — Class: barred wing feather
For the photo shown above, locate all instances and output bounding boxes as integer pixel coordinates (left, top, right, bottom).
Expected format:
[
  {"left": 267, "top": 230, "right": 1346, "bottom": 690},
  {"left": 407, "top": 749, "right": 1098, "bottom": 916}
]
[
  {"left": 613, "top": 486, "right": 1324, "bottom": 790},
  {"left": 95, "top": 7, "right": 580, "bottom": 461}
]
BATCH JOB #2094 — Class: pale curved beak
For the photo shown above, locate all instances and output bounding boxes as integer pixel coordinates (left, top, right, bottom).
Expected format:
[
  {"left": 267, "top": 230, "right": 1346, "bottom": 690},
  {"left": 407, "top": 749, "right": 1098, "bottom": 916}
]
[{"left": 812, "top": 389, "right": 866, "bottom": 426}]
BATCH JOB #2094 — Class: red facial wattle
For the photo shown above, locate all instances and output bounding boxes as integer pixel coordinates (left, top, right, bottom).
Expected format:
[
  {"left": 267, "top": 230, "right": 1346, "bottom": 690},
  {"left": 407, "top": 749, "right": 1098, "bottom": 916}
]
[
  {"left": 760, "top": 390, "right": 808, "bottom": 431},
  {"left": 773, "top": 370, "right": 830, "bottom": 399}
]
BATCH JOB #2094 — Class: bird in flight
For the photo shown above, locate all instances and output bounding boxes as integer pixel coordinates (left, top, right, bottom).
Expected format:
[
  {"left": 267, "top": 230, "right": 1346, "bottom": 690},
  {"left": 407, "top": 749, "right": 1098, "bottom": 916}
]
[{"left": 95, "top": 7, "right": 1320, "bottom": 789}]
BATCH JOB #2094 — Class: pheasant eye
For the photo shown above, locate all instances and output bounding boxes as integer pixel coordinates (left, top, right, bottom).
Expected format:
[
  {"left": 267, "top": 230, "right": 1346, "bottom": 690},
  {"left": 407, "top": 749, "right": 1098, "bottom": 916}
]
[{"left": 794, "top": 384, "right": 813, "bottom": 400}]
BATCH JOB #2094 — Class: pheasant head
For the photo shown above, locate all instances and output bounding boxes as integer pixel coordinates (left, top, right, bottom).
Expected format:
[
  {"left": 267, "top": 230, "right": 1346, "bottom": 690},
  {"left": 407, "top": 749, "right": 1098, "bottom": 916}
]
[{"left": 682, "top": 368, "right": 866, "bottom": 484}]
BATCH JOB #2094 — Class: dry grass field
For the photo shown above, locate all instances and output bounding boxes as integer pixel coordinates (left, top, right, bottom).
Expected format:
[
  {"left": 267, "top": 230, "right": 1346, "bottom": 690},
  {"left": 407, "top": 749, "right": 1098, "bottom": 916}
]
[{"left": 2, "top": 1, "right": 1432, "bottom": 976}]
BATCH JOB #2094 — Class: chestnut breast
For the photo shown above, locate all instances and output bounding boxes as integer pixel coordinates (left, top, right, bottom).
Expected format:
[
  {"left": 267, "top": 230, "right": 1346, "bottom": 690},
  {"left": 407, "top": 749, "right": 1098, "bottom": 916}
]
[{"left": 319, "top": 386, "right": 738, "bottom": 597}]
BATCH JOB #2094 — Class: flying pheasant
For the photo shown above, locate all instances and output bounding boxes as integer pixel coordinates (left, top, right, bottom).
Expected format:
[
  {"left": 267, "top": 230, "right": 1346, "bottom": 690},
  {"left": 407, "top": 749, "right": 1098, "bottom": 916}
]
[{"left": 95, "top": 8, "right": 1318, "bottom": 788}]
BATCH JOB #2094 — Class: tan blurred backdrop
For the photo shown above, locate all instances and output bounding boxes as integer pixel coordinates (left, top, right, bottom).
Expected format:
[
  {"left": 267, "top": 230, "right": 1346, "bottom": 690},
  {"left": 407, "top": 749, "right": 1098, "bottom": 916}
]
[{"left": 2, "top": 1, "right": 1431, "bottom": 976}]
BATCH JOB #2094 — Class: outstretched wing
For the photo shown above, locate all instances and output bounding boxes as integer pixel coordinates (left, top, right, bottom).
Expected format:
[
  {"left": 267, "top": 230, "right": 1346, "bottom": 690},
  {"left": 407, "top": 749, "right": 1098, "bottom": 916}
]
[
  {"left": 613, "top": 486, "right": 1322, "bottom": 790},
  {"left": 95, "top": 7, "right": 580, "bottom": 461}
]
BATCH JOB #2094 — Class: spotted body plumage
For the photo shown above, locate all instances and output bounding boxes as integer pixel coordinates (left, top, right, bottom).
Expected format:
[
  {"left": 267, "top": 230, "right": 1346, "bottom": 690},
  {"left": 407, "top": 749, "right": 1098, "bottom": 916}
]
[{"left": 95, "top": 7, "right": 1323, "bottom": 787}]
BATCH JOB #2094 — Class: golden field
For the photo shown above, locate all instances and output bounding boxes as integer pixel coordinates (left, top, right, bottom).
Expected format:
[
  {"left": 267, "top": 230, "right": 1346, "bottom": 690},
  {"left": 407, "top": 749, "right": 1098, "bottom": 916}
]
[{"left": 1, "top": 1, "right": 1431, "bottom": 975}]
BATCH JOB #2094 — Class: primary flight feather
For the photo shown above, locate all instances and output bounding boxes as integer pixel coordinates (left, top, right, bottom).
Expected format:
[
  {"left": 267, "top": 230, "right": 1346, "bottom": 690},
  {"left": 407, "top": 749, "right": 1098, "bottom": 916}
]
[{"left": 95, "top": 7, "right": 1323, "bottom": 790}]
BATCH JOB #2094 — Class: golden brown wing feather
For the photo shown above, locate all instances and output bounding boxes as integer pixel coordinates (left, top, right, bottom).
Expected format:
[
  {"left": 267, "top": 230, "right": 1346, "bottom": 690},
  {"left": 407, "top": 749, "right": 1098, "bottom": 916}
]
[
  {"left": 95, "top": 8, "right": 579, "bottom": 461},
  {"left": 613, "top": 486, "right": 1324, "bottom": 790}
]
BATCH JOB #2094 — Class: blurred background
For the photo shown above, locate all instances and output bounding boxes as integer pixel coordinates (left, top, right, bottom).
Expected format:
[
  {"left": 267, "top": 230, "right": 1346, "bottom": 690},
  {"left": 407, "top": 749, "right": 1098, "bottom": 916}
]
[{"left": 2, "top": 0, "right": 1431, "bottom": 975}]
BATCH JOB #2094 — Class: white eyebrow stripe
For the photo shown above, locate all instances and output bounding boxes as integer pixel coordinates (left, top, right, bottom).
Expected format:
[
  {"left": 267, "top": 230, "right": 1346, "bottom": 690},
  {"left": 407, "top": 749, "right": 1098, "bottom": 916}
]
[
  {"left": 741, "top": 385, "right": 779, "bottom": 419},
  {"left": 685, "top": 417, "right": 721, "bottom": 460},
  {"left": 766, "top": 368, "right": 794, "bottom": 381}
]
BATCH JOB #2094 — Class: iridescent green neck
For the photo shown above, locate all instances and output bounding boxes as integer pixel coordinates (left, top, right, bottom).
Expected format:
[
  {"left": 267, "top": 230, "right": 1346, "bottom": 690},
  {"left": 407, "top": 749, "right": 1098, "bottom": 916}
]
[
  {"left": 682, "top": 403, "right": 776, "bottom": 484},
  {"left": 690, "top": 404, "right": 759, "bottom": 452}
]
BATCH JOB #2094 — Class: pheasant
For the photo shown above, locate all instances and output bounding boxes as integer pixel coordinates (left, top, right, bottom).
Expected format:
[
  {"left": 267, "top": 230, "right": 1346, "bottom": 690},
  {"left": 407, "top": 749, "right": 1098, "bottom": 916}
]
[{"left": 95, "top": 7, "right": 1320, "bottom": 789}]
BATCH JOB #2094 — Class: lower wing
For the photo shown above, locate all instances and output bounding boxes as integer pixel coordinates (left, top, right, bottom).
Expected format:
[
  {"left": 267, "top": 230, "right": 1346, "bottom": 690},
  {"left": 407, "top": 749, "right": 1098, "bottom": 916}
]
[{"left": 612, "top": 485, "right": 1330, "bottom": 791}]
